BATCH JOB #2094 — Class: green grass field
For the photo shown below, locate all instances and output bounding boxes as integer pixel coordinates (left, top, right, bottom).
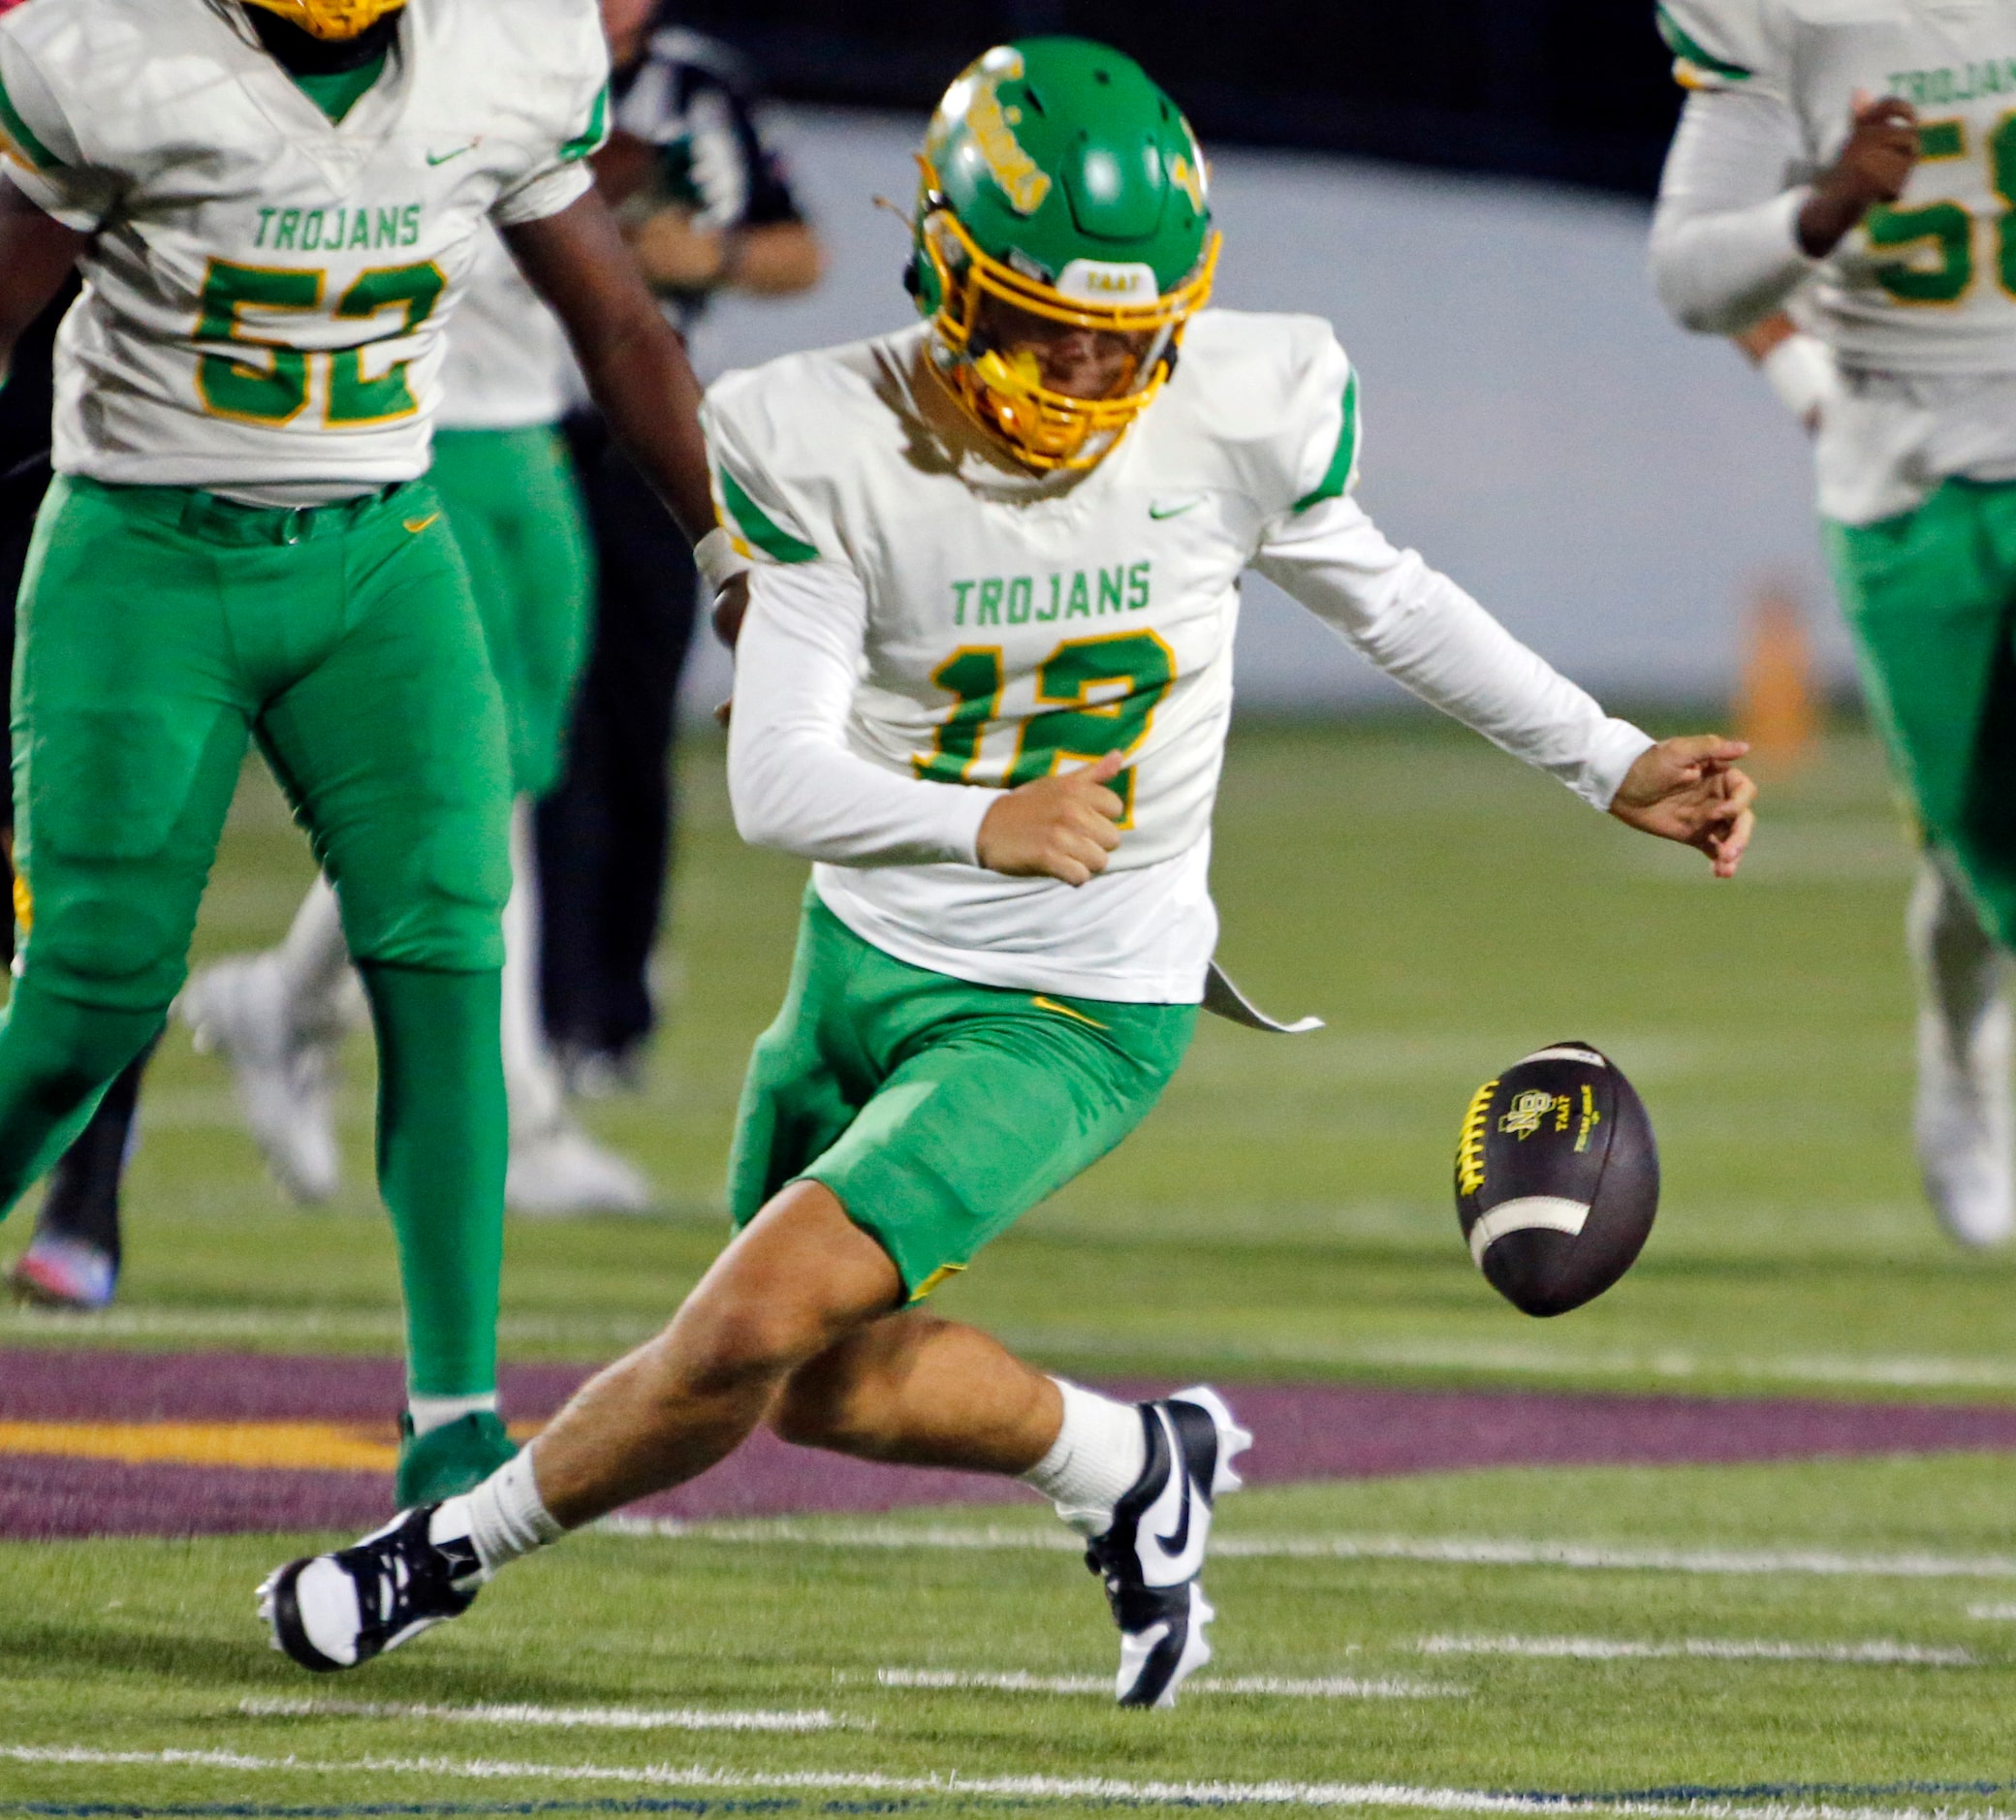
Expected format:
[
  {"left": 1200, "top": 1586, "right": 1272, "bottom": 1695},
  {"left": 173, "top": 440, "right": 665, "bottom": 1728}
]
[{"left": 9, "top": 717, "right": 2016, "bottom": 1816}]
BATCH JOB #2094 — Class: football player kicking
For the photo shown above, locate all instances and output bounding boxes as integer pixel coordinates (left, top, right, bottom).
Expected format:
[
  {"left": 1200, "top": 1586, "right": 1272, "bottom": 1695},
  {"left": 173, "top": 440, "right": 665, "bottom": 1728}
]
[
  {"left": 265, "top": 39, "right": 1755, "bottom": 1707},
  {"left": 1653, "top": 0, "right": 2016, "bottom": 1245},
  {"left": 0, "top": 0, "right": 719, "bottom": 1502}
]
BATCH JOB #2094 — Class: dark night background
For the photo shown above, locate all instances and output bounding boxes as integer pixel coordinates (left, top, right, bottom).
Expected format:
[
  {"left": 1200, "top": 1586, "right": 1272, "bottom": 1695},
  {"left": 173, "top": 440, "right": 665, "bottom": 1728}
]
[{"left": 674, "top": 0, "right": 1682, "bottom": 198}]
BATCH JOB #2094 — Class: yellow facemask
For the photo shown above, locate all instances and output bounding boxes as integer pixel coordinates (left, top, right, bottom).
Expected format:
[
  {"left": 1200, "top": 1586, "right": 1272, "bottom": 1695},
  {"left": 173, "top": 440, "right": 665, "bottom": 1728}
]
[
  {"left": 239, "top": 0, "right": 405, "bottom": 42},
  {"left": 915, "top": 164, "right": 1220, "bottom": 473}
]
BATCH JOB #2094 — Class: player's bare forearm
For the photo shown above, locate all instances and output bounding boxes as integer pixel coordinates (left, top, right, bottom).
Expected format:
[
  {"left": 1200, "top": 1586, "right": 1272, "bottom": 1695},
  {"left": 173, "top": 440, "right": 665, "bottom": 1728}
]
[
  {"left": 505, "top": 192, "right": 715, "bottom": 544},
  {"left": 628, "top": 214, "right": 824, "bottom": 297},
  {"left": 0, "top": 181, "right": 86, "bottom": 382},
  {"left": 1608, "top": 735, "right": 1757, "bottom": 880}
]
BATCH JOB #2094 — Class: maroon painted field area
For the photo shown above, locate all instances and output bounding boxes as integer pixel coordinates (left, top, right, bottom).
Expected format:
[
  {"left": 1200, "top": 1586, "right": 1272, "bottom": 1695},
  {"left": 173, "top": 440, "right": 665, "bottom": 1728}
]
[{"left": 8, "top": 1346, "right": 2016, "bottom": 1541}]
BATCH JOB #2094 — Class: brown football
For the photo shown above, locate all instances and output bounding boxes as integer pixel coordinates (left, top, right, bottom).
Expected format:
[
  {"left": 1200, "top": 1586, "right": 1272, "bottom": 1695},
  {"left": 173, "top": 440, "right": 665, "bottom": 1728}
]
[{"left": 1454, "top": 1042, "right": 1659, "bottom": 1317}]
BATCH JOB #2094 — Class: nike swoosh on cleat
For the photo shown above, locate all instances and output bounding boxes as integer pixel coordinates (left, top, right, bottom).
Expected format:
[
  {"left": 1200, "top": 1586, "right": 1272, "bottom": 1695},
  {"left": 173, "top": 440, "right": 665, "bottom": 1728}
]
[
  {"left": 426, "top": 141, "right": 480, "bottom": 166},
  {"left": 403, "top": 514, "right": 441, "bottom": 534},
  {"left": 1149, "top": 497, "right": 1205, "bottom": 520}
]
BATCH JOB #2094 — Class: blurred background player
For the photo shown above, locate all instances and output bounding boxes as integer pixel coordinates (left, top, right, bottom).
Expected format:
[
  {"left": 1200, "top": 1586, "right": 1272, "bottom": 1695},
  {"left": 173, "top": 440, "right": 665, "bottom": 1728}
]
[
  {"left": 0, "top": 0, "right": 720, "bottom": 1498},
  {"left": 1652, "top": 0, "right": 2016, "bottom": 1246},
  {"left": 180, "top": 224, "right": 656, "bottom": 1216},
  {"left": 537, "top": 0, "right": 822, "bottom": 1095},
  {"left": 0, "top": 267, "right": 157, "bottom": 1313},
  {"left": 265, "top": 37, "right": 1754, "bottom": 1706}
]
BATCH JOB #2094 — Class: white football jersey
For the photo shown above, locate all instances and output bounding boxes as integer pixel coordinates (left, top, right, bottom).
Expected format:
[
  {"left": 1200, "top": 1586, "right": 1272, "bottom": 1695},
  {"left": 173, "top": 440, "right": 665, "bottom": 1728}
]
[
  {"left": 710, "top": 314, "right": 1357, "bottom": 873},
  {"left": 1660, "top": 0, "right": 2016, "bottom": 374},
  {"left": 0, "top": 0, "right": 607, "bottom": 491},
  {"left": 709, "top": 313, "right": 1648, "bottom": 999},
  {"left": 438, "top": 225, "right": 574, "bottom": 432}
]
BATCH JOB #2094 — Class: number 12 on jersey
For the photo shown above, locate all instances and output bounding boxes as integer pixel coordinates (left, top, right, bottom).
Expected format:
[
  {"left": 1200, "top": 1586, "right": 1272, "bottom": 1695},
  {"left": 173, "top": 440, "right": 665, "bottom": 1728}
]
[{"left": 913, "top": 630, "right": 1177, "bottom": 824}]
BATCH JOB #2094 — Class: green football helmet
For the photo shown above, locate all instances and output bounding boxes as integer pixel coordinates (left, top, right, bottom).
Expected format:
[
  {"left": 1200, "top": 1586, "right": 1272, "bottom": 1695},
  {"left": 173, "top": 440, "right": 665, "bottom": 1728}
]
[{"left": 909, "top": 38, "right": 1219, "bottom": 471}]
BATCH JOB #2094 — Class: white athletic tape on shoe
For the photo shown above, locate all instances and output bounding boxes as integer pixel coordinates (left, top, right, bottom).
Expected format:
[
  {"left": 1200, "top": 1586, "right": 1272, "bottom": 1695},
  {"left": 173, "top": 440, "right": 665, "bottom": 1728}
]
[{"left": 1466, "top": 1196, "right": 1591, "bottom": 1265}]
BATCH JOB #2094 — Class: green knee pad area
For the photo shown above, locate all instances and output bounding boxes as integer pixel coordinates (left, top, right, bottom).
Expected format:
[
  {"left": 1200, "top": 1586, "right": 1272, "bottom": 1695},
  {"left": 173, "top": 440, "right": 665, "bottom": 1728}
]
[{"left": 0, "top": 977, "right": 162, "bottom": 1222}]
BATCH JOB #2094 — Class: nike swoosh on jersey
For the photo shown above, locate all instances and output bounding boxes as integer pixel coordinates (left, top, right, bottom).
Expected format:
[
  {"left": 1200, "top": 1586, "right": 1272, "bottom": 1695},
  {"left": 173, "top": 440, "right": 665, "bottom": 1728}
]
[
  {"left": 1149, "top": 497, "right": 1205, "bottom": 520},
  {"left": 426, "top": 141, "right": 480, "bottom": 166},
  {"left": 403, "top": 514, "right": 442, "bottom": 534}
]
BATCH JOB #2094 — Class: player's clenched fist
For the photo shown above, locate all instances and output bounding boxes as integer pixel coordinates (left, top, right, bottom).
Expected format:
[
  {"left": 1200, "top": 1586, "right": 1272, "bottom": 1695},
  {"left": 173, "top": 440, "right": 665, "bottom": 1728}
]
[
  {"left": 977, "top": 749, "right": 1128, "bottom": 886},
  {"left": 1800, "top": 91, "right": 1920, "bottom": 257}
]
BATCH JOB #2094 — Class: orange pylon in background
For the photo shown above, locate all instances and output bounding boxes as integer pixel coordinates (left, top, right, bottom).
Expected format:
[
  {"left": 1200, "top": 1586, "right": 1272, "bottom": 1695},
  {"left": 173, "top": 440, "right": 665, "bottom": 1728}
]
[{"left": 1735, "top": 582, "right": 1817, "bottom": 769}]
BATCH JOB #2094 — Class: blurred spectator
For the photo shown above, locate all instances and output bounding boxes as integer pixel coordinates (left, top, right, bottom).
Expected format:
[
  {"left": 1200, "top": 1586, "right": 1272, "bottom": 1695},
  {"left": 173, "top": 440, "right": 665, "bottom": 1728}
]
[{"left": 539, "top": 0, "right": 823, "bottom": 1093}]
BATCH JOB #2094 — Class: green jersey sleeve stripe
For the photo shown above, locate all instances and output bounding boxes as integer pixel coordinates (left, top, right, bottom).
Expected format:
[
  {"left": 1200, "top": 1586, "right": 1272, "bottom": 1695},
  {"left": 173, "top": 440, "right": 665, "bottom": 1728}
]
[
  {"left": 0, "top": 73, "right": 58, "bottom": 172},
  {"left": 1654, "top": 4, "right": 1754, "bottom": 81},
  {"left": 559, "top": 84, "right": 610, "bottom": 164},
  {"left": 1292, "top": 368, "right": 1360, "bottom": 514},
  {"left": 719, "top": 463, "right": 819, "bottom": 564}
]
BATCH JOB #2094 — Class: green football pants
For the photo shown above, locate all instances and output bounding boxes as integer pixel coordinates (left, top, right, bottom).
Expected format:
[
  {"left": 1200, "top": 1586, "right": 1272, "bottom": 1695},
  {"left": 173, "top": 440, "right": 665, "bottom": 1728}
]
[
  {"left": 1829, "top": 479, "right": 2016, "bottom": 948},
  {"left": 430, "top": 426, "right": 593, "bottom": 801},
  {"left": 0, "top": 474, "right": 513, "bottom": 1396},
  {"left": 729, "top": 889, "right": 1196, "bottom": 1299}
]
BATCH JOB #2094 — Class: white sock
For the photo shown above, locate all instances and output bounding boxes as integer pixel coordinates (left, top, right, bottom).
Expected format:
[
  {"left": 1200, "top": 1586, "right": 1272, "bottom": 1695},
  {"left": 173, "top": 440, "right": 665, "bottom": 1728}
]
[
  {"left": 445, "top": 1447, "right": 566, "bottom": 1574},
  {"left": 407, "top": 1391, "right": 497, "bottom": 1438},
  {"left": 1019, "top": 1378, "right": 1148, "bottom": 1537}
]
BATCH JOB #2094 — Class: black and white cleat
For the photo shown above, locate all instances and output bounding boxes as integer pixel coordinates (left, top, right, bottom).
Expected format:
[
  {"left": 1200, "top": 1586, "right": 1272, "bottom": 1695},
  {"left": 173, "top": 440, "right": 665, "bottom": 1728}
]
[
  {"left": 259, "top": 1505, "right": 485, "bottom": 1673},
  {"left": 1085, "top": 1384, "right": 1251, "bottom": 1708}
]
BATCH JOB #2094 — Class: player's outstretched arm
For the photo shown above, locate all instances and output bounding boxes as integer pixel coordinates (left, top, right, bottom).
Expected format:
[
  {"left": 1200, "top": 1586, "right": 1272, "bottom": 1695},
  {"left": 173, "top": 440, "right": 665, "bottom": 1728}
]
[
  {"left": 504, "top": 192, "right": 714, "bottom": 544},
  {"left": 1607, "top": 735, "right": 1756, "bottom": 879},
  {"left": 0, "top": 179, "right": 85, "bottom": 384}
]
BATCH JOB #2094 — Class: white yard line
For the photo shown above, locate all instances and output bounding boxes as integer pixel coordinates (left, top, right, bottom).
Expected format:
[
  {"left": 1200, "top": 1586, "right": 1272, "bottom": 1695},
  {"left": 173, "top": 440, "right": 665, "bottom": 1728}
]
[
  {"left": 1969, "top": 1602, "right": 2016, "bottom": 1619},
  {"left": 238, "top": 1696, "right": 839, "bottom": 1732},
  {"left": 871, "top": 1667, "right": 1466, "bottom": 1699},
  {"left": 1419, "top": 1636, "right": 1973, "bottom": 1667},
  {"left": 602, "top": 1517, "right": 2016, "bottom": 1581},
  {"left": 1, "top": 1742, "right": 2000, "bottom": 1820}
]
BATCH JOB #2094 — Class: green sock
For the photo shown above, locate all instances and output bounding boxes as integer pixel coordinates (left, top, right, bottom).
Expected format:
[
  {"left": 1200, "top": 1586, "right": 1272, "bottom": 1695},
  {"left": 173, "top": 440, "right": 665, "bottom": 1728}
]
[
  {"left": 0, "top": 976, "right": 162, "bottom": 1221},
  {"left": 362, "top": 962, "right": 506, "bottom": 1399}
]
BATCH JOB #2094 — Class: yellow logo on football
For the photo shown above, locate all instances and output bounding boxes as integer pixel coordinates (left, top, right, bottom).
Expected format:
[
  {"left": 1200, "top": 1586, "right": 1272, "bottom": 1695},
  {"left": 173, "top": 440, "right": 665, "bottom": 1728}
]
[{"left": 1497, "top": 1088, "right": 1559, "bottom": 1141}]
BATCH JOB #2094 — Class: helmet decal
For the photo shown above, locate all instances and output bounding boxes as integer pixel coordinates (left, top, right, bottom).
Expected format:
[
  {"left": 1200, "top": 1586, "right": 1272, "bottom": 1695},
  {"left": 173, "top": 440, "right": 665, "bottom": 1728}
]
[{"left": 962, "top": 52, "right": 1051, "bottom": 216}]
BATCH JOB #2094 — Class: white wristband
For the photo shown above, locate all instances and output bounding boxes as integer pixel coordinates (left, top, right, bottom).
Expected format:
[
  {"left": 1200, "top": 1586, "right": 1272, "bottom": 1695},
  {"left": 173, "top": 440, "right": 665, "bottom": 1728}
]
[
  {"left": 1758, "top": 332, "right": 1839, "bottom": 433},
  {"left": 695, "top": 525, "right": 751, "bottom": 592}
]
